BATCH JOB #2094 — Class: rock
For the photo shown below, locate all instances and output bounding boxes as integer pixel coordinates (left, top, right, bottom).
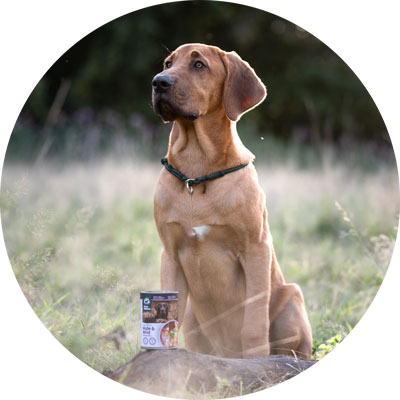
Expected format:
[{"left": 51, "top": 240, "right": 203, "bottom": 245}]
[{"left": 103, "top": 348, "right": 314, "bottom": 397}]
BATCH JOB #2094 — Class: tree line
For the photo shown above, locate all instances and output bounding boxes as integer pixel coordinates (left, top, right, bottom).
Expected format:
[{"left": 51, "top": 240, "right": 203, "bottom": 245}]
[{"left": 14, "top": 1, "right": 390, "bottom": 159}]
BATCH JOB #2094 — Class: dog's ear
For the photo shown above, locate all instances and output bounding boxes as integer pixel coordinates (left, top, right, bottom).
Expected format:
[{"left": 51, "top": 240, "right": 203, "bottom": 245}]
[
  {"left": 166, "top": 303, "right": 170, "bottom": 312},
  {"left": 155, "top": 303, "right": 160, "bottom": 311},
  {"left": 220, "top": 51, "right": 266, "bottom": 121}
]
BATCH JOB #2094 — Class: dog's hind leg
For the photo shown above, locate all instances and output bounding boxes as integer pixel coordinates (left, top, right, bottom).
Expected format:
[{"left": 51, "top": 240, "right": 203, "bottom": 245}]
[{"left": 269, "top": 284, "right": 313, "bottom": 360}]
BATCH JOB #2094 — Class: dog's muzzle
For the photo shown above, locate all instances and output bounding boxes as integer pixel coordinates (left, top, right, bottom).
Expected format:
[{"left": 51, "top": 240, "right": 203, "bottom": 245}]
[
  {"left": 151, "top": 73, "right": 199, "bottom": 121},
  {"left": 152, "top": 74, "right": 174, "bottom": 93}
]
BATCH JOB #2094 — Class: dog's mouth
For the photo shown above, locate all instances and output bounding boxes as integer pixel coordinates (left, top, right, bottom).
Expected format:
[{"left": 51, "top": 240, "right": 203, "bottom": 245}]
[{"left": 152, "top": 93, "right": 199, "bottom": 122}]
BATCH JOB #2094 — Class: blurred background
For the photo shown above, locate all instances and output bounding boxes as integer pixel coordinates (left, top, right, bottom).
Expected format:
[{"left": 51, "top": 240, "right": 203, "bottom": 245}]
[
  {"left": 1, "top": 1, "right": 398, "bottom": 393},
  {"left": 5, "top": 0, "right": 393, "bottom": 165}
]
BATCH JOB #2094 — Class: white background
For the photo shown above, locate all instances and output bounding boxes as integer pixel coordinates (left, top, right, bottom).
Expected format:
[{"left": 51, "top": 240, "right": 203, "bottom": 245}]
[{"left": 0, "top": 1, "right": 399, "bottom": 399}]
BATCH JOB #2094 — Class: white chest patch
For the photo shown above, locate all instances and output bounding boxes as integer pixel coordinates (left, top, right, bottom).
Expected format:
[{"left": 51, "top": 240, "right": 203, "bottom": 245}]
[{"left": 189, "top": 225, "right": 211, "bottom": 240}]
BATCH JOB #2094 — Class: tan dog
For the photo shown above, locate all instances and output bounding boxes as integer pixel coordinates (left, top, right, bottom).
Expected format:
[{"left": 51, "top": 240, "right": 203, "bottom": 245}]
[{"left": 152, "top": 43, "right": 312, "bottom": 360}]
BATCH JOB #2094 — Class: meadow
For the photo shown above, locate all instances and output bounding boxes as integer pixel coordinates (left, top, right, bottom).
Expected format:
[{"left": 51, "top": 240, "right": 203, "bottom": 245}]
[{"left": 1, "top": 138, "right": 398, "bottom": 395}]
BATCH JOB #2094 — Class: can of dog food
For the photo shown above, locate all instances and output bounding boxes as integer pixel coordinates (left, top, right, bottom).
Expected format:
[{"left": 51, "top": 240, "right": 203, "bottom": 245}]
[{"left": 140, "top": 291, "right": 179, "bottom": 349}]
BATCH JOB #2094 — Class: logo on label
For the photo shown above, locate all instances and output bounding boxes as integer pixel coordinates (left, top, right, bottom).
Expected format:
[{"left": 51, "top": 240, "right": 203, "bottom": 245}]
[{"left": 143, "top": 295, "right": 152, "bottom": 311}]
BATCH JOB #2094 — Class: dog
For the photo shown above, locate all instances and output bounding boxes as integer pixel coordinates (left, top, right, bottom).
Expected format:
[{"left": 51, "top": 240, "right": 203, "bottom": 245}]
[
  {"left": 152, "top": 43, "right": 312, "bottom": 360},
  {"left": 155, "top": 302, "right": 170, "bottom": 322},
  {"left": 142, "top": 302, "right": 171, "bottom": 323}
]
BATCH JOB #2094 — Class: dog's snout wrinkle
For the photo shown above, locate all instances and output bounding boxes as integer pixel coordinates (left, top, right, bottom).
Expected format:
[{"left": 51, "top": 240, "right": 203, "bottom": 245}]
[{"left": 152, "top": 74, "right": 174, "bottom": 93}]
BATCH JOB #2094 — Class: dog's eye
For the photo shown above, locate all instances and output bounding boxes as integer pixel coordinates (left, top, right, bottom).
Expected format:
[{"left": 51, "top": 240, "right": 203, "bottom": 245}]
[
  {"left": 194, "top": 61, "right": 205, "bottom": 69},
  {"left": 165, "top": 61, "right": 172, "bottom": 69}
]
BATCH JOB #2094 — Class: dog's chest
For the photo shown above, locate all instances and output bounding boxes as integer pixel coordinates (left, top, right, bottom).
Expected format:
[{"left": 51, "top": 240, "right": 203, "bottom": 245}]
[
  {"left": 175, "top": 222, "right": 244, "bottom": 301},
  {"left": 155, "top": 172, "right": 248, "bottom": 227},
  {"left": 155, "top": 175, "right": 253, "bottom": 301},
  {"left": 156, "top": 179, "right": 221, "bottom": 228}
]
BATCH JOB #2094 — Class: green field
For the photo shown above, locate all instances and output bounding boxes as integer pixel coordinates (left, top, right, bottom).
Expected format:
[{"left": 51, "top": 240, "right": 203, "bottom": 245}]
[{"left": 1, "top": 147, "right": 398, "bottom": 394}]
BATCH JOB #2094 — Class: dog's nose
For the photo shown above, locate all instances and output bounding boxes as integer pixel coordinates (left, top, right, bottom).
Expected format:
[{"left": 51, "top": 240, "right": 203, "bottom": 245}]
[{"left": 152, "top": 74, "right": 174, "bottom": 93}]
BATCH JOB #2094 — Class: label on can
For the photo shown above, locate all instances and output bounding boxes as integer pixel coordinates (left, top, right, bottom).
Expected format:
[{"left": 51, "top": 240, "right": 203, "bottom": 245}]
[{"left": 140, "top": 291, "right": 178, "bottom": 349}]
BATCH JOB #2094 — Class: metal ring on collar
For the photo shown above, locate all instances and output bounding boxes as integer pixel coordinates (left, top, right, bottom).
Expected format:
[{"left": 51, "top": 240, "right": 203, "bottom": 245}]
[{"left": 185, "top": 179, "right": 195, "bottom": 194}]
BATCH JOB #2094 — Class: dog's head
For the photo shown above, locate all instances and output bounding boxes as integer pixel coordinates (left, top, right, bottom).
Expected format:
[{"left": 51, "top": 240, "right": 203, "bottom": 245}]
[
  {"left": 154, "top": 302, "right": 170, "bottom": 319},
  {"left": 152, "top": 43, "right": 266, "bottom": 122}
]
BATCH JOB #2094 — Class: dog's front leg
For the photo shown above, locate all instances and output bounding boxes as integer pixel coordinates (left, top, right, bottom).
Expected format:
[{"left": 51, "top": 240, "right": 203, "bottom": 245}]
[
  {"left": 240, "top": 243, "right": 272, "bottom": 358},
  {"left": 160, "top": 250, "right": 188, "bottom": 326}
]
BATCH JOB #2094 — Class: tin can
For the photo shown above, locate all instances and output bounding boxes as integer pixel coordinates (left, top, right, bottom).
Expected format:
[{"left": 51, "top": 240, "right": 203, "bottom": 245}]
[{"left": 140, "top": 291, "right": 179, "bottom": 349}]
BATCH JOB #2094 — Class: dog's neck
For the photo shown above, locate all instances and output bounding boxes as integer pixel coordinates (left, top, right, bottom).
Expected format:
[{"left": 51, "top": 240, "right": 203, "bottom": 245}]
[{"left": 166, "top": 108, "right": 254, "bottom": 177}]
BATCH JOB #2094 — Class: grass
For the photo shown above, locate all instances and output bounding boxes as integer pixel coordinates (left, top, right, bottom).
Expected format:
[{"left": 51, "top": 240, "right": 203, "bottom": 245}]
[{"left": 1, "top": 142, "right": 398, "bottom": 395}]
